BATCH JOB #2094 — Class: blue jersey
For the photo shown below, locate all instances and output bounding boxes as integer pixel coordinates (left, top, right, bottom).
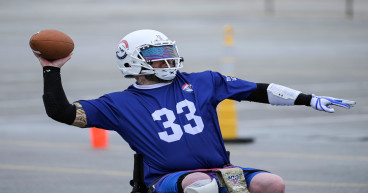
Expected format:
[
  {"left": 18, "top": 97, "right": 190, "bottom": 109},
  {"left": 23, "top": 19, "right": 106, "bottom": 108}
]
[{"left": 78, "top": 71, "right": 257, "bottom": 186}]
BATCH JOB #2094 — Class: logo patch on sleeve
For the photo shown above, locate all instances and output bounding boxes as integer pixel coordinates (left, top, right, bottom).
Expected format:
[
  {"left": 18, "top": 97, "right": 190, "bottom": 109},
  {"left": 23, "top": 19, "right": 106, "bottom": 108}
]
[
  {"left": 226, "top": 76, "right": 237, "bottom": 82},
  {"left": 182, "top": 83, "right": 193, "bottom": 93}
]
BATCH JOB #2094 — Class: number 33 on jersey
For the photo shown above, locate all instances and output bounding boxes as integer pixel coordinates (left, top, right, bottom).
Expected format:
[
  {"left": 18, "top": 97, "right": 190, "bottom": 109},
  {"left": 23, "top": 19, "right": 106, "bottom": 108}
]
[{"left": 151, "top": 99, "right": 204, "bottom": 143}]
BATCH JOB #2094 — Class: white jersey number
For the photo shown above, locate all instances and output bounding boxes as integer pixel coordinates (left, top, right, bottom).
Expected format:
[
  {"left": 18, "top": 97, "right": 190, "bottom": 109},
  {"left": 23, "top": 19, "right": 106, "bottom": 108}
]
[{"left": 152, "top": 100, "right": 204, "bottom": 143}]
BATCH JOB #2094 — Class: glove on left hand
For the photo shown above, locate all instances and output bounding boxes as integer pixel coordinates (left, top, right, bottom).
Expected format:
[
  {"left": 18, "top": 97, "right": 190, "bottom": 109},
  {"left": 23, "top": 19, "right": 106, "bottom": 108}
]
[{"left": 310, "top": 95, "right": 356, "bottom": 113}]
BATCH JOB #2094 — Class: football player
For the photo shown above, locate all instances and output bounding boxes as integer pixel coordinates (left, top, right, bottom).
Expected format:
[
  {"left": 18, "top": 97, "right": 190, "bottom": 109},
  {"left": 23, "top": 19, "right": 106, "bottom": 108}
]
[{"left": 35, "top": 29, "right": 355, "bottom": 193}]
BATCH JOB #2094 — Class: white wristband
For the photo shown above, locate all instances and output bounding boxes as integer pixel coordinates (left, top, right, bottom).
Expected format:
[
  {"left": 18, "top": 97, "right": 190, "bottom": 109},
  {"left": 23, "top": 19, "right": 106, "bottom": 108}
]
[{"left": 267, "top": 83, "right": 301, "bottom": 106}]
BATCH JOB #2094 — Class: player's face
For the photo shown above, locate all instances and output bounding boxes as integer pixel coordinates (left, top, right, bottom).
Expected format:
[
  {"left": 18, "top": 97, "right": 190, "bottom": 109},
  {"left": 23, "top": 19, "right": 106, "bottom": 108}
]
[{"left": 151, "top": 60, "right": 174, "bottom": 68}]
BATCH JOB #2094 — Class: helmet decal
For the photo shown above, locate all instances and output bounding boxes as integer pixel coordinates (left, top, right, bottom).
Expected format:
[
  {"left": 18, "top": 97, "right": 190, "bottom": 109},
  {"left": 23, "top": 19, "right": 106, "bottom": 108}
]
[
  {"left": 116, "top": 45, "right": 127, "bottom": 60},
  {"left": 116, "top": 40, "right": 129, "bottom": 60},
  {"left": 121, "top": 40, "right": 129, "bottom": 49}
]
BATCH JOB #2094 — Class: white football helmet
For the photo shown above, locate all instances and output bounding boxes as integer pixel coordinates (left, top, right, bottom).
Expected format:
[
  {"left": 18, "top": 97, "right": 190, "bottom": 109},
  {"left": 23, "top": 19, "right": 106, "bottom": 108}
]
[{"left": 116, "top": 29, "right": 183, "bottom": 80}]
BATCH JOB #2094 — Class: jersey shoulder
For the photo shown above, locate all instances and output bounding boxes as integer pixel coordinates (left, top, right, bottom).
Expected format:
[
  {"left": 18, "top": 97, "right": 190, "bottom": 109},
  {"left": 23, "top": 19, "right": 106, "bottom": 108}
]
[
  {"left": 178, "top": 70, "right": 216, "bottom": 77},
  {"left": 178, "top": 70, "right": 219, "bottom": 83},
  {"left": 90, "top": 90, "right": 137, "bottom": 106}
]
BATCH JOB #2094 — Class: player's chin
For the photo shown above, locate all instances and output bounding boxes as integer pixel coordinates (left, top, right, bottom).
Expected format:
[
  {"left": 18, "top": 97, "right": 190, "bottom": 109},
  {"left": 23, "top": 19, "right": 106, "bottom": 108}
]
[{"left": 145, "top": 74, "right": 172, "bottom": 83}]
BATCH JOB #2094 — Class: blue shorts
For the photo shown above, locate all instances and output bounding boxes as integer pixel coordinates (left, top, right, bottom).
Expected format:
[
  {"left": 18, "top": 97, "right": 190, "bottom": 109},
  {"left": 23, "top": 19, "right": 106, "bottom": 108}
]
[{"left": 151, "top": 166, "right": 268, "bottom": 193}]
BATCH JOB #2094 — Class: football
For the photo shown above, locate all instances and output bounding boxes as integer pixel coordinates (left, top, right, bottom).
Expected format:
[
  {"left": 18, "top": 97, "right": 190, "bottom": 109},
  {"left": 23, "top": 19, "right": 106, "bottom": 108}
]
[{"left": 29, "top": 29, "right": 74, "bottom": 60}]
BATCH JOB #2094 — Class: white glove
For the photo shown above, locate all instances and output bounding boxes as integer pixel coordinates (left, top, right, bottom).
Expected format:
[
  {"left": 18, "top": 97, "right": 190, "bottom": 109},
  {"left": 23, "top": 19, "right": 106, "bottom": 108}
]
[{"left": 310, "top": 95, "right": 356, "bottom": 113}]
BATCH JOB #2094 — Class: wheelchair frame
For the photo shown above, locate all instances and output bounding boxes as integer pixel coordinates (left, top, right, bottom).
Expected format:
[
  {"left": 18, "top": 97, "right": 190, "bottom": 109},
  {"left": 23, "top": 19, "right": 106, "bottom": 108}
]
[{"left": 130, "top": 154, "right": 147, "bottom": 193}]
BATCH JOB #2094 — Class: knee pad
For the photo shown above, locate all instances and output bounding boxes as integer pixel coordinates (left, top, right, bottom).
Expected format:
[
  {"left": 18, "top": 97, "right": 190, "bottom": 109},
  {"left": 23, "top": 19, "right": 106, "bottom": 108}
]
[
  {"left": 183, "top": 179, "right": 218, "bottom": 193},
  {"left": 182, "top": 172, "right": 211, "bottom": 189}
]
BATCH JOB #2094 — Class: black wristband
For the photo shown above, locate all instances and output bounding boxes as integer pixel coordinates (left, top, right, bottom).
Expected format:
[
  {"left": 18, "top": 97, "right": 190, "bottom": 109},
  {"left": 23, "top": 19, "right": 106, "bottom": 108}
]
[
  {"left": 294, "top": 93, "right": 312, "bottom": 106},
  {"left": 245, "top": 83, "right": 270, "bottom": 104},
  {"left": 42, "top": 66, "right": 76, "bottom": 124},
  {"left": 43, "top": 66, "right": 60, "bottom": 76}
]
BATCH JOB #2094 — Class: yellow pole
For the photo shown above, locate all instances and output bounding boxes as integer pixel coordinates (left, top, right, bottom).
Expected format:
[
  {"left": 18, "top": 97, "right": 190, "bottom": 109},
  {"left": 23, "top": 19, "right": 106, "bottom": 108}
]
[
  {"left": 224, "top": 25, "right": 234, "bottom": 46},
  {"left": 218, "top": 25, "right": 237, "bottom": 140}
]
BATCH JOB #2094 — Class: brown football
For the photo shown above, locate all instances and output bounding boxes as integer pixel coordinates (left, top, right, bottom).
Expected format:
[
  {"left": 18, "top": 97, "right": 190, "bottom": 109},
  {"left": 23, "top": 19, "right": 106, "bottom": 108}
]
[{"left": 29, "top": 29, "right": 74, "bottom": 60}]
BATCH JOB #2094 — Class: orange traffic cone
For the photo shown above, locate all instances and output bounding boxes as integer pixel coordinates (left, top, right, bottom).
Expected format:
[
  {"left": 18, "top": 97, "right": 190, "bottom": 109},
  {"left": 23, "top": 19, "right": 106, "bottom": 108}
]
[{"left": 90, "top": 127, "right": 108, "bottom": 148}]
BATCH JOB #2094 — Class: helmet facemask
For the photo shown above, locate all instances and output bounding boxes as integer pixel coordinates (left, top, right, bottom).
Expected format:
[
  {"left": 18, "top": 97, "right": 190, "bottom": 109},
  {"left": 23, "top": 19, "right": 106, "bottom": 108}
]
[{"left": 137, "top": 43, "right": 183, "bottom": 80}]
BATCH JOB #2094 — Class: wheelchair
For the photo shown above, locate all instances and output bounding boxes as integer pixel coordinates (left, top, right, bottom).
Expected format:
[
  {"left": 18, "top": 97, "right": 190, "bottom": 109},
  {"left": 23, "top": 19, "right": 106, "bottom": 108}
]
[
  {"left": 130, "top": 152, "right": 232, "bottom": 193},
  {"left": 130, "top": 154, "right": 147, "bottom": 193}
]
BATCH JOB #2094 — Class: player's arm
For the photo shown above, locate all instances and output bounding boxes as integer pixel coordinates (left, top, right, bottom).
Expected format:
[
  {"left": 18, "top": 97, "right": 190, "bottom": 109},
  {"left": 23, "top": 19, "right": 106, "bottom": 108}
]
[
  {"left": 245, "top": 83, "right": 355, "bottom": 113},
  {"left": 36, "top": 54, "right": 87, "bottom": 127}
]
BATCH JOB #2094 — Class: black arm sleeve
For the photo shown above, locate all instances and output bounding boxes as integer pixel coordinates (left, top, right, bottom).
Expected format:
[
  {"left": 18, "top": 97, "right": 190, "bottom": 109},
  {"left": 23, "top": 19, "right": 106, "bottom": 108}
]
[
  {"left": 245, "top": 83, "right": 312, "bottom": 106},
  {"left": 42, "top": 66, "right": 76, "bottom": 124},
  {"left": 245, "top": 83, "right": 269, "bottom": 104}
]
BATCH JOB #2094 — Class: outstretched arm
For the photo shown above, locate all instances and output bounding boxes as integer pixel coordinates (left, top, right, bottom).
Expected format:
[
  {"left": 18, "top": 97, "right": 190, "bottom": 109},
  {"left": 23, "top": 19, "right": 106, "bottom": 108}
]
[
  {"left": 246, "top": 83, "right": 355, "bottom": 113},
  {"left": 35, "top": 54, "right": 87, "bottom": 127}
]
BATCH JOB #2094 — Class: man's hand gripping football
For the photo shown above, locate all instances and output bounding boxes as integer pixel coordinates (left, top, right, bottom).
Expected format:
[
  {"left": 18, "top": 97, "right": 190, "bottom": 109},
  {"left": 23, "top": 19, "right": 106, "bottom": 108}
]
[{"left": 34, "top": 53, "right": 72, "bottom": 68}]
